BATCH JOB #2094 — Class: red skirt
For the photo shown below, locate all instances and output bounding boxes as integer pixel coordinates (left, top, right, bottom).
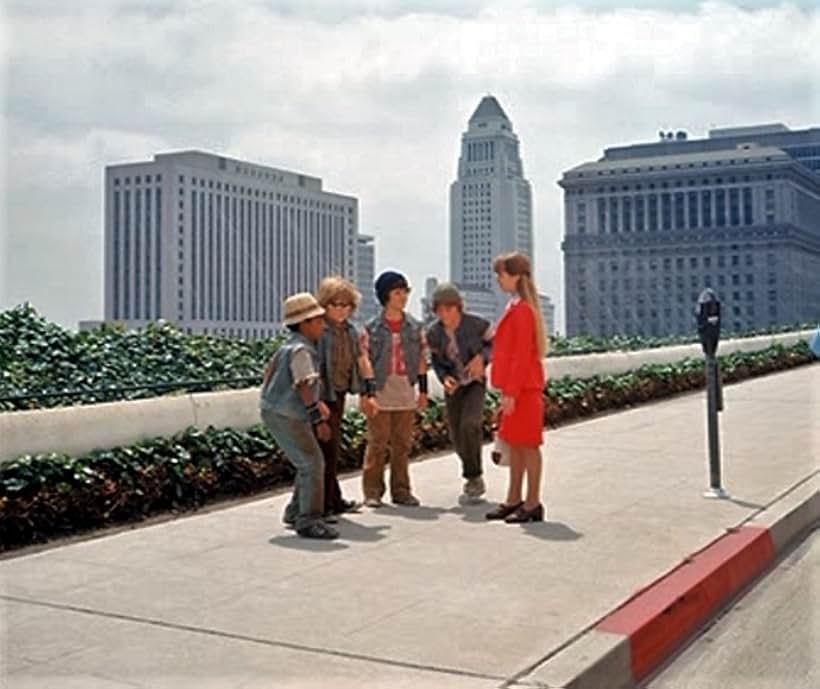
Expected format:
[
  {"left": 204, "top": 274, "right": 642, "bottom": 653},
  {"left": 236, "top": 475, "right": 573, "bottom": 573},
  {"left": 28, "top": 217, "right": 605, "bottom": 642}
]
[{"left": 499, "top": 389, "right": 544, "bottom": 448}]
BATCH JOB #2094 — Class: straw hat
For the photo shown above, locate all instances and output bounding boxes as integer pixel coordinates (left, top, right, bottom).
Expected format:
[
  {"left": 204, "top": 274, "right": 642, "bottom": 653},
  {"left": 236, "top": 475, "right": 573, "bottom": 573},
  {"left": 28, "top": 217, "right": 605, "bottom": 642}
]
[{"left": 282, "top": 292, "right": 325, "bottom": 326}]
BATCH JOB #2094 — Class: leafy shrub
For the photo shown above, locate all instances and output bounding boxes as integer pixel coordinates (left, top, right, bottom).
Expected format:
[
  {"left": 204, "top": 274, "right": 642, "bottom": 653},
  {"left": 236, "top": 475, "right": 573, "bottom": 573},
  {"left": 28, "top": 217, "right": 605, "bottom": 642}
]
[{"left": 0, "top": 342, "right": 813, "bottom": 551}]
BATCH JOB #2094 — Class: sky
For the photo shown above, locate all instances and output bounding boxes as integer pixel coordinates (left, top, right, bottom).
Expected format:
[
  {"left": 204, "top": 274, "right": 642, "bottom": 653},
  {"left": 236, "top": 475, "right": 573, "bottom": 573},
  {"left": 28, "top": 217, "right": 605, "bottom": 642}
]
[{"left": 1, "top": 0, "right": 819, "bottom": 332}]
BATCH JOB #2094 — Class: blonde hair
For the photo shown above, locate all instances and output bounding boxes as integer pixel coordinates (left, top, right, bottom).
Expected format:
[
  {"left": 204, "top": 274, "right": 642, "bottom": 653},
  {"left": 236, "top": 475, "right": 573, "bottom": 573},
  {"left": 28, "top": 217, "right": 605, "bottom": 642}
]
[
  {"left": 493, "top": 252, "right": 548, "bottom": 358},
  {"left": 317, "top": 276, "right": 361, "bottom": 310}
]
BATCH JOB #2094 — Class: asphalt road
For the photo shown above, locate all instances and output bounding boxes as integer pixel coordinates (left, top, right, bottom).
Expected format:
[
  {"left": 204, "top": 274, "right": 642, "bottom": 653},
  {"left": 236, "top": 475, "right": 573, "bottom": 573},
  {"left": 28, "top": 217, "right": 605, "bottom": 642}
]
[{"left": 646, "top": 528, "right": 818, "bottom": 689}]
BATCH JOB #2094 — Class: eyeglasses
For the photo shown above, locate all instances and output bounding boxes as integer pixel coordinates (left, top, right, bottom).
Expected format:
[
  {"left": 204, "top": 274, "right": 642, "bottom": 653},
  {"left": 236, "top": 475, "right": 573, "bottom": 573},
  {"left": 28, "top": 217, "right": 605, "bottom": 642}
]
[{"left": 328, "top": 301, "right": 354, "bottom": 308}]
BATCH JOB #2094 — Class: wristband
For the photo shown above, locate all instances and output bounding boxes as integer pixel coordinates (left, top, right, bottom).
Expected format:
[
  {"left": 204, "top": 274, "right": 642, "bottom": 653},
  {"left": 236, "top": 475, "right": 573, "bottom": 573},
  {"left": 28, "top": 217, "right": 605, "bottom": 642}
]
[
  {"left": 364, "top": 378, "right": 376, "bottom": 397},
  {"left": 306, "top": 402, "right": 323, "bottom": 426},
  {"left": 417, "top": 374, "right": 428, "bottom": 395}
]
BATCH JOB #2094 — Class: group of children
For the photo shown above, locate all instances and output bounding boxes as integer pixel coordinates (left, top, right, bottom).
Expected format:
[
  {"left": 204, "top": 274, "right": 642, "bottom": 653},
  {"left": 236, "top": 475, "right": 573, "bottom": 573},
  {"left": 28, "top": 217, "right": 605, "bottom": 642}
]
[{"left": 260, "top": 253, "right": 547, "bottom": 540}]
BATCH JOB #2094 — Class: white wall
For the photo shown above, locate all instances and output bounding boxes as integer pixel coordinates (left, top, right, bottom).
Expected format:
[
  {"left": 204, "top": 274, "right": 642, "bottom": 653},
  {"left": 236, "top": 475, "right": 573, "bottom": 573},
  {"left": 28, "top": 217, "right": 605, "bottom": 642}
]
[{"left": 0, "top": 330, "right": 813, "bottom": 465}]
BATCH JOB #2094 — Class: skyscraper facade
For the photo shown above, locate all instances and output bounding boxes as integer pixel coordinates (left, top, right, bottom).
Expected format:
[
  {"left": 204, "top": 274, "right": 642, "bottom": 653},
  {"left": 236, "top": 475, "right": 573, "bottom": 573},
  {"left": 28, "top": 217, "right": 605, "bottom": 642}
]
[
  {"left": 355, "top": 234, "right": 378, "bottom": 323},
  {"left": 560, "top": 124, "right": 820, "bottom": 337},
  {"left": 449, "top": 96, "right": 535, "bottom": 322},
  {"left": 103, "top": 151, "right": 358, "bottom": 338}
]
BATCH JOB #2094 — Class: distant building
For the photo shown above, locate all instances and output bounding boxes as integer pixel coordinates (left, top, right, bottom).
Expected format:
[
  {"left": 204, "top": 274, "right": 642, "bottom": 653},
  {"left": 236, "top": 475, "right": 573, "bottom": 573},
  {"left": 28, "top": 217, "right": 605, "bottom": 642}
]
[
  {"left": 449, "top": 95, "right": 535, "bottom": 322},
  {"left": 103, "top": 150, "right": 358, "bottom": 338},
  {"left": 355, "top": 234, "right": 378, "bottom": 323},
  {"left": 560, "top": 124, "right": 820, "bottom": 337}
]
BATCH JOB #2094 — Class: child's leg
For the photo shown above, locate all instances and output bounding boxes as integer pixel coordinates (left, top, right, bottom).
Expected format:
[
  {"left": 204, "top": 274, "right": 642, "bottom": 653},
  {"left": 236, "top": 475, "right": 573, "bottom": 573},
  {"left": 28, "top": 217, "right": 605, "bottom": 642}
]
[
  {"left": 319, "top": 395, "right": 346, "bottom": 513},
  {"left": 388, "top": 409, "right": 416, "bottom": 501},
  {"left": 264, "top": 411, "right": 325, "bottom": 530},
  {"left": 362, "top": 411, "right": 390, "bottom": 501},
  {"left": 456, "top": 383, "right": 486, "bottom": 480}
]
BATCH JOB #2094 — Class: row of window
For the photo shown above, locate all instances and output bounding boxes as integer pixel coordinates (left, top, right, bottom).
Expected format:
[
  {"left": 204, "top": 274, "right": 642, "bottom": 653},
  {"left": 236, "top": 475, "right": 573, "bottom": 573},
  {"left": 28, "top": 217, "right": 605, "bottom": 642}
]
[
  {"left": 112, "top": 189, "right": 162, "bottom": 321},
  {"left": 566, "top": 172, "right": 781, "bottom": 195},
  {"left": 582, "top": 187, "right": 761, "bottom": 234}
]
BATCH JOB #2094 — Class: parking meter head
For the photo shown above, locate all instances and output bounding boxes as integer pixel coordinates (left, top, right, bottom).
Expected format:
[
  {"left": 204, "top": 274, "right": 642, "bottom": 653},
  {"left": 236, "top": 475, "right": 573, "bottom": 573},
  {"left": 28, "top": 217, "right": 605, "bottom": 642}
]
[{"left": 696, "top": 288, "right": 721, "bottom": 357}]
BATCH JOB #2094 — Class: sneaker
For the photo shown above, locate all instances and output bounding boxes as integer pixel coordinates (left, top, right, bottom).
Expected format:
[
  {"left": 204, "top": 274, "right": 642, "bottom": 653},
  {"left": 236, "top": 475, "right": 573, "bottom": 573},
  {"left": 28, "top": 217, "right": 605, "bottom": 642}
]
[
  {"left": 297, "top": 522, "right": 340, "bottom": 540},
  {"left": 459, "top": 477, "right": 486, "bottom": 505},
  {"left": 339, "top": 499, "right": 363, "bottom": 513},
  {"left": 364, "top": 497, "right": 383, "bottom": 508},
  {"left": 392, "top": 494, "right": 421, "bottom": 507}
]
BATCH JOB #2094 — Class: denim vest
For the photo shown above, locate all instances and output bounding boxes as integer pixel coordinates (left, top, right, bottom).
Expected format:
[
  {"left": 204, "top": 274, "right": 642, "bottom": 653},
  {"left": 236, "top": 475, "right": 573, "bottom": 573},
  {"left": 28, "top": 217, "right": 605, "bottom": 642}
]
[
  {"left": 259, "top": 333, "right": 320, "bottom": 421},
  {"left": 317, "top": 319, "right": 363, "bottom": 402},
  {"left": 364, "top": 312, "right": 423, "bottom": 390},
  {"left": 427, "top": 313, "right": 492, "bottom": 384}
]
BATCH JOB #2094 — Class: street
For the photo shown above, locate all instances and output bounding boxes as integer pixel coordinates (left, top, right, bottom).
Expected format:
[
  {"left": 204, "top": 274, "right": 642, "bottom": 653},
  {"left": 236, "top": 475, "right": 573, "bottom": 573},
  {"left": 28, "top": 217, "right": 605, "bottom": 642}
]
[{"left": 646, "top": 529, "right": 818, "bottom": 689}]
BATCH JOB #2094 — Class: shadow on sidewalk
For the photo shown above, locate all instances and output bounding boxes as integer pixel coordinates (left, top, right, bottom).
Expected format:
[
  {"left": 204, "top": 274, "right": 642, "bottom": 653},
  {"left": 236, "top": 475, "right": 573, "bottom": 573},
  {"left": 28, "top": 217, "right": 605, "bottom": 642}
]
[
  {"left": 447, "top": 504, "right": 491, "bottom": 523},
  {"left": 517, "top": 522, "right": 584, "bottom": 542},
  {"left": 268, "top": 534, "right": 350, "bottom": 552},
  {"left": 374, "top": 505, "right": 449, "bottom": 521},
  {"left": 334, "top": 518, "right": 392, "bottom": 542}
]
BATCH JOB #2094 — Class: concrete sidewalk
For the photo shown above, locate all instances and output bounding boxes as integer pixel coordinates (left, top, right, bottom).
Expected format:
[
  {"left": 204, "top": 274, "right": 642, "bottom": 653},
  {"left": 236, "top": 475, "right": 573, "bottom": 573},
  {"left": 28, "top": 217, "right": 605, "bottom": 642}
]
[{"left": 1, "top": 365, "right": 818, "bottom": 689}]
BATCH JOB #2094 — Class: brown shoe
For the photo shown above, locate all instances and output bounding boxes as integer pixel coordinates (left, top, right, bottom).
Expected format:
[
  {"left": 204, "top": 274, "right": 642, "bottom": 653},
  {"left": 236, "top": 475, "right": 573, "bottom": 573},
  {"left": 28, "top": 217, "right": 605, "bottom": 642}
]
[
  {"left": 392, "top": 494, "right": 421, "bottom": 507},
  {"left": 485, "top": 501, "right": 524, "bottom": 520}
]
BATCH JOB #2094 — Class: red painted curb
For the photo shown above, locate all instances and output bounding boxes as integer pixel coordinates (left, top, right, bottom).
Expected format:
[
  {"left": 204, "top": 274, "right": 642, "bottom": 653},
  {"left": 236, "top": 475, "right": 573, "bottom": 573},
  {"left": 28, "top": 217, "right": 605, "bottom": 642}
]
[{"left": 596, "top": 525, "right": 775, "bottom": 682}]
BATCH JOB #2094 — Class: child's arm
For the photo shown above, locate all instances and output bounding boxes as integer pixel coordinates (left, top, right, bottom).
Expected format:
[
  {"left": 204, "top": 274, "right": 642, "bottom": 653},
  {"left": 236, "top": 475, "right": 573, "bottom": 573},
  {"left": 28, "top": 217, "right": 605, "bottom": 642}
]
[
  {"left": 417, "top": 327, "right": 429, "bottom": 410},
  {"left": 357, "top": 327, "right": 379, "bottom": 417},
  {"left": 290, "top": 348, "right": 331, "bottom": 441}
]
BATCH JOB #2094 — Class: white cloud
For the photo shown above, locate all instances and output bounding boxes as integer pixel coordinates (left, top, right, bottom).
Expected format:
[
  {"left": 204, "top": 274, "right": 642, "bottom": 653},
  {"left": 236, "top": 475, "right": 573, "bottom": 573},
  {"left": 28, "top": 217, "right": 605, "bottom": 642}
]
[{"left": 3, "top": 0, "right": 819, "bottom": 329}]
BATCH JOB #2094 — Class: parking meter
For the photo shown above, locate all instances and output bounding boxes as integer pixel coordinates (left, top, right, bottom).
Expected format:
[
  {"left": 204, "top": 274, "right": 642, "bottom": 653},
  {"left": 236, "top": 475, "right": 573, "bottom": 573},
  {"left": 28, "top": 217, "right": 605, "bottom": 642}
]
[
  {"left": 696, "top": 289, "right": 721, "bottom": 358},
  {"left": 696, "top": 288, "right": 728, "bottom": 499}
]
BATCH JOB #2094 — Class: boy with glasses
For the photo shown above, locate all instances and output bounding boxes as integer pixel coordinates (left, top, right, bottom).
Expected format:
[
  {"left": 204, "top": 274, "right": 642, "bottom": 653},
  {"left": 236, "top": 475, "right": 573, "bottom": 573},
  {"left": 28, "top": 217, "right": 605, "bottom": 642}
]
[{"left": 315, "top": 276, "right": 377, "bottom": 519}]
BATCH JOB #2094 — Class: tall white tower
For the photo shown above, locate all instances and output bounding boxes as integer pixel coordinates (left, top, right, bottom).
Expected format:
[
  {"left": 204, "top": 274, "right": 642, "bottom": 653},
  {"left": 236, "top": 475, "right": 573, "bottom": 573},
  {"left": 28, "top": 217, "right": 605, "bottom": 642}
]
[{"left": 449, "top": 96, "right": 533, "bottom": 320}]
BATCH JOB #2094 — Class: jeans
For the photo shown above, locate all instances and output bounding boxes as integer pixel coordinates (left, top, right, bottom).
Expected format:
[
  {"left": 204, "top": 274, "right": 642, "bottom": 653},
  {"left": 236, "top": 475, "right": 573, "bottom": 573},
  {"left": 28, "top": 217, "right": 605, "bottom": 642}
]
[
  {"left": 261, "top": 409, "right": 324, "bottom": 531},
  {"left": 445, "top": 382, "right": 486, "bottom": 480}
]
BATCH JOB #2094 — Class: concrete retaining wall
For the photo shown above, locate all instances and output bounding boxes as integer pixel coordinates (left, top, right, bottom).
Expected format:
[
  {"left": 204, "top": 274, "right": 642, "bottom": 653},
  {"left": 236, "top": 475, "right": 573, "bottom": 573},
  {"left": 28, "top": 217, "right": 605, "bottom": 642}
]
[{"left": 1, "top": 330, "right": 812, "bottom": 465}]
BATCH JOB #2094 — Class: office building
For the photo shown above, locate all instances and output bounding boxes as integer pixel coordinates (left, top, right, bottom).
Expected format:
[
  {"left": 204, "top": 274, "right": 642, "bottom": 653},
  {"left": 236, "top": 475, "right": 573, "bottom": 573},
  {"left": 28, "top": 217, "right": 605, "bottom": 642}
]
[
  {"left": 560, "top": 124, "right": 820, "bottom": 337},
  {"left": 103, "top": 150, "right": 358, "bottom": 338},
  {"left": 355, "top": 234, "right": 379, "bottom": 323},
  {"left": 449, "top": 95, "right": 535, "bottom": 322}
]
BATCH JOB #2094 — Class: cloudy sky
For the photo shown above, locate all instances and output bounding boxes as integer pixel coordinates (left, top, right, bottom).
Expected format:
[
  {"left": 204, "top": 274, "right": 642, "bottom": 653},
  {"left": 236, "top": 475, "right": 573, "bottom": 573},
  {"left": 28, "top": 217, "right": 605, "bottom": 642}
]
[{"left": 1, "top": 0, "right": 818, "bottom": 331}]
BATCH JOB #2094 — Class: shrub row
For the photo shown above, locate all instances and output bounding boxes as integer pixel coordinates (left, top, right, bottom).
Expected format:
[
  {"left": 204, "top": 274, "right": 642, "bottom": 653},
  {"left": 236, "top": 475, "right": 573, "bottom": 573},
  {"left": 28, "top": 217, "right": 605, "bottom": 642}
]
[
  {"left": 0, "top": 342, "right": 813, "bottom": 552},
  {"left": 1, "top": 303, "right": 813, "bottom": 411}
]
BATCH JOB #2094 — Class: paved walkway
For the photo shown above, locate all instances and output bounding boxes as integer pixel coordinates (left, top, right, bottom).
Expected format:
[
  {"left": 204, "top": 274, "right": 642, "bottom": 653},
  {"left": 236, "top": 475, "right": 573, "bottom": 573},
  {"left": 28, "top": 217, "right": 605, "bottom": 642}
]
[{"left": 1, "top": 365, "right": 818, "bottom": 689}]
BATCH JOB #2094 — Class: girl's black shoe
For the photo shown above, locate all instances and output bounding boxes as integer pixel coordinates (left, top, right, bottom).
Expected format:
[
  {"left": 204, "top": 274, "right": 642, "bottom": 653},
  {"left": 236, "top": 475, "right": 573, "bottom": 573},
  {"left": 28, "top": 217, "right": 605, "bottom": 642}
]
[
  {"left": 504, "top": 503, "right": 544, "bottom": 523},
  {"left": 485, "top": 501, "right": 524, "bottom": 520}
]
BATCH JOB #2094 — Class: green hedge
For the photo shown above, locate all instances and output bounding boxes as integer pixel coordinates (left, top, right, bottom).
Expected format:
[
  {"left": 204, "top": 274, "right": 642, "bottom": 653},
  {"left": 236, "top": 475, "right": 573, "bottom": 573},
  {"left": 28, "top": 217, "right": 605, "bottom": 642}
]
[
  {"left": 0, "top": 303, "right": 813, "bottom": 411},
  {"left": 0, "top": 342, "right": 813, "bottom": 551}
]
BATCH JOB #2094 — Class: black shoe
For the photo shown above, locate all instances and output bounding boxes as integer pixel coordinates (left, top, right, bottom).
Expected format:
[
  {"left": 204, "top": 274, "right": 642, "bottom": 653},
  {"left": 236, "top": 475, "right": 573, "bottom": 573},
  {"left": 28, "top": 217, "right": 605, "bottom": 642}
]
[
  {"left": 485, "top": 501, "right": 524, "bottom": 520},
  {"left": 504, "top": 504, "right": 544, "bottom": 523},
  {"left": 339, "top": 499, "right": 363, "bottom": 513},
  {"left": 297, "top": 522, "right": 340, "bottom": 540}
]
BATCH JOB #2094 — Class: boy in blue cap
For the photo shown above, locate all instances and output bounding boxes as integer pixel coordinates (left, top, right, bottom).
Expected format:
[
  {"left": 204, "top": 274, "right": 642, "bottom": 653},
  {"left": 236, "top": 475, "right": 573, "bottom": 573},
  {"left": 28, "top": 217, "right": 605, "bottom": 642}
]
[{"left": 359, "top": 270, "right": 429, "bottom": 507}]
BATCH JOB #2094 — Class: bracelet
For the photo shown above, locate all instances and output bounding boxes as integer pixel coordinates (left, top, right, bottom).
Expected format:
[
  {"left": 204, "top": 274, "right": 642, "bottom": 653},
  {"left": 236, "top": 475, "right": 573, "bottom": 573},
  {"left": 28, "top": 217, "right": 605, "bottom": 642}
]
[
  {"left": 306, "top": 402, "right": 323, "bottom": 426},
  {"left": 364, "top": 378, "right": 376, "bottom": 397},
  {"left": 417, "top": 374, "right": 428, "bottom": 394}
]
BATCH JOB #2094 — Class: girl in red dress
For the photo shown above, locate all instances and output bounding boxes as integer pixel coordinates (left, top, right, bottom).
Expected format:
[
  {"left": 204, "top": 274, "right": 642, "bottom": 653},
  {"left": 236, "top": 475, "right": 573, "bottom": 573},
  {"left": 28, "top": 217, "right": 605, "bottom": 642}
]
[{"left": 486, "top": 252, "right": 548, "bottom": 523}]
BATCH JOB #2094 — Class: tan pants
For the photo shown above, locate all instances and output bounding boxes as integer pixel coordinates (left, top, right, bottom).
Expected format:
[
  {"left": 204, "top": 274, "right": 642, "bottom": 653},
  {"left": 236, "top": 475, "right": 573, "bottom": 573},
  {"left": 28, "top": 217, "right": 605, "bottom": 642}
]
[{"left": 362, "top": 410, "right": 415, "bottom": 501}]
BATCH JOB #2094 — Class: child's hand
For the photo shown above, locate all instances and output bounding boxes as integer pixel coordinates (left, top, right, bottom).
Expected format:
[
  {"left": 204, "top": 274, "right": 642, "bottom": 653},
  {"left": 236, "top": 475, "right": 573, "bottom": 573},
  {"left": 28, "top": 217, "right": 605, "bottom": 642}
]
[
  {"left": 359, "top": 396, "right": 379, "bottom": 418},
  {"left": 315, "top": 421, "right": 331, "bottom": 442},
  {"left": 501, "top": 395, "right": 515, "bottom": 415},
  {"left": 417, "top": 393, "right": 428, "bottom": 410},
  {"left": 318, "top": 401, "right": 331, "bottom": 420},
  {"left": 443, "top": 377, "right": 458, "bottom": 396},
  {"left": 465, "top": 355, "right": 485, "bottom": 380}
]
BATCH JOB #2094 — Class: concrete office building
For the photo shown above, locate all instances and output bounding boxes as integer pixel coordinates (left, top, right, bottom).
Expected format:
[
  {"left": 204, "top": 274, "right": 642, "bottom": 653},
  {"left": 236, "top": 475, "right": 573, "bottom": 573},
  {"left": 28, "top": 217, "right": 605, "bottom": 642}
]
[
  {"left": 355, "top": 234, "right": 379, "bottom": 323},
  {"left": 449, "top": 96, "right": 536, "bottom": 323},
  {"left": 560, "top": 124, "right": 820, "bottom": 337},
  {"left": 103, "top": 151, "right": 358, "bottom": 338}
]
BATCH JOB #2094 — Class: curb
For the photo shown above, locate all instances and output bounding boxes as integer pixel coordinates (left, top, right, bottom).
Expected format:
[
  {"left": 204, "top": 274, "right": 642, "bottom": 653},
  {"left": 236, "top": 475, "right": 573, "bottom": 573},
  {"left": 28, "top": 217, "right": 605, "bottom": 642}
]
[{"left": 519, "top": 473, "right": 819, "bottom": 689}]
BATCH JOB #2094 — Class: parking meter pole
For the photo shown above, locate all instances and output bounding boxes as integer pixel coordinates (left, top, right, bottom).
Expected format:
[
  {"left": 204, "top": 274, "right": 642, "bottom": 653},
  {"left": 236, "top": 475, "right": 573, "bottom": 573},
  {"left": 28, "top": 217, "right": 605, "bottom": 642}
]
[
  {"left": 697, "top": 288, "right": 729, "bottom": 500},
  {"left": 705, "top": 355, "right": 725, "bottom": 496}
]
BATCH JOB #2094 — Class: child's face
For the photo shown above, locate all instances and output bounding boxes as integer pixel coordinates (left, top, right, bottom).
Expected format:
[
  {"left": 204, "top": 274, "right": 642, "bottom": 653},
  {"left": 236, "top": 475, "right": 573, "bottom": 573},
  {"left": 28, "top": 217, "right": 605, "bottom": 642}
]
[
  {"left": 325, "top": 298, "right": 354, "bottom": 324},
  {"left": 299, "top": 316, "right": 325, "bottom": 341},
  {"left": 495, "top": 270, "right": 519, "bottom": 294},
  {"left": 386, "top": 287, "right": 409, "bottom": 311},
  {"left": 435, "top": 303, "right": 462, "bottom": 328}
]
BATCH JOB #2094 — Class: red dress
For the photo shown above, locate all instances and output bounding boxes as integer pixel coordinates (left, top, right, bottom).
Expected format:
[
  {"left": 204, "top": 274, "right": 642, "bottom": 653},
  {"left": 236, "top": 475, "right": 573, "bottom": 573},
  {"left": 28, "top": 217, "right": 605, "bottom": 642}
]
[{"left": 491, "top": 298, "right": 546, "bottom": 448}]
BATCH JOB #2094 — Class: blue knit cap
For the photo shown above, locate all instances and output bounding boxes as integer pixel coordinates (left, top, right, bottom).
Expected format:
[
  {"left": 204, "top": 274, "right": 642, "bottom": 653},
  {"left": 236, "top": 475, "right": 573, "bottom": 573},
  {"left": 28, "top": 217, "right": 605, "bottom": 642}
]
[{"left": 375, "top": 270, "right": 409, "bottom": 305}]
